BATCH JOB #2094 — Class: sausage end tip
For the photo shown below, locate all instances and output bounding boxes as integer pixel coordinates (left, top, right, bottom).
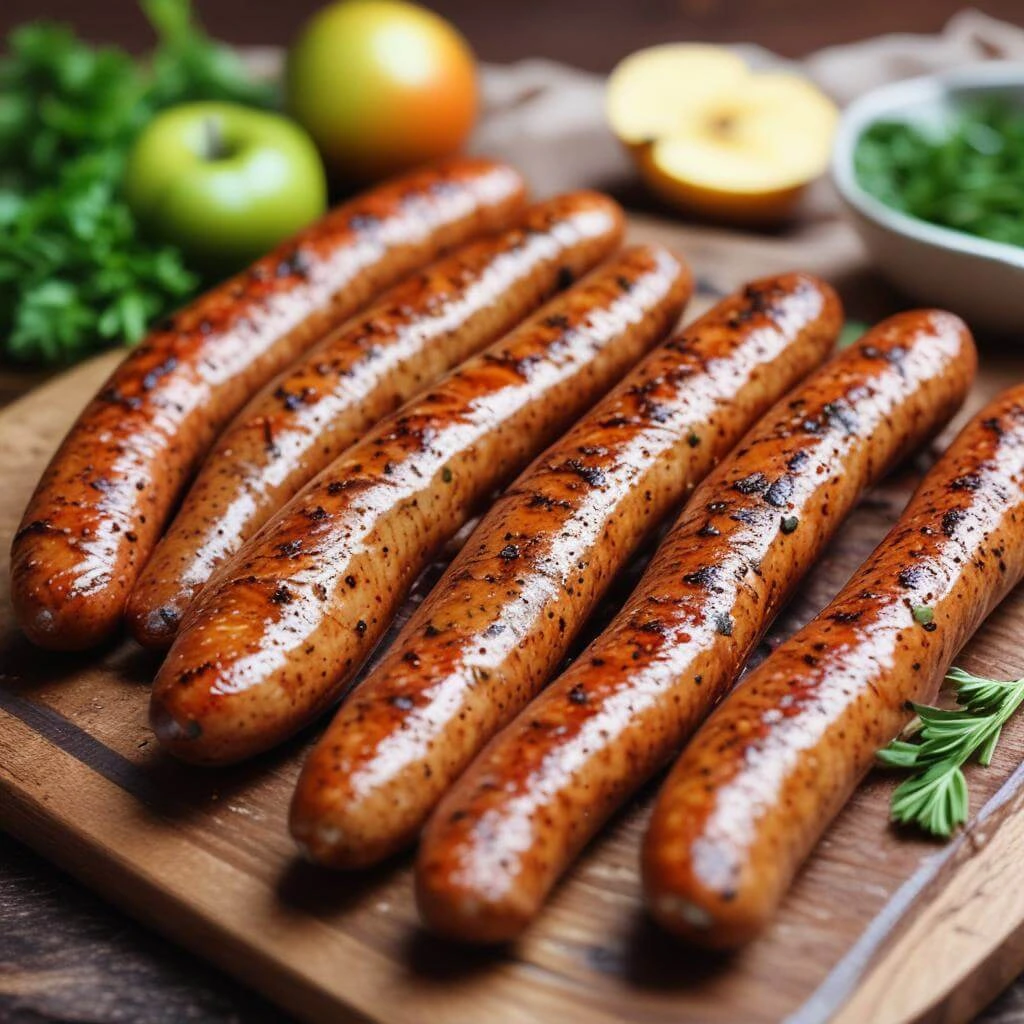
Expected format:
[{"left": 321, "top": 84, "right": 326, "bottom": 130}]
[
  {"left": 12, "top": 599, "right": 113, "bottom": 651},
  {"left": 126, "top": 601, "right": 183, "bottom": 649},
  {"left": 150, "top": 699, "right": 202, "bottom": 747}
]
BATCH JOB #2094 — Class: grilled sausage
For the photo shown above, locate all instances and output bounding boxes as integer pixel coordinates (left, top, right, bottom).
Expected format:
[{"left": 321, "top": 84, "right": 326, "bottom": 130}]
[
  {"left": 643, "top": 385, "right": 1024, "bottom": 948},
  {"left": 10, "top": 158, "right": 527, "bottom": 651},
  {"left": 416, "top": 311, "right": 976, "bottom": 943},
  {"left": 126, "top": 192, "right": 624, "bottom": 649},
  {"left": 150, "top": 245, "right": 692, "bottom": 765},
  {"left": 290, "top": 273, "right": 842, "bottom": 869}
]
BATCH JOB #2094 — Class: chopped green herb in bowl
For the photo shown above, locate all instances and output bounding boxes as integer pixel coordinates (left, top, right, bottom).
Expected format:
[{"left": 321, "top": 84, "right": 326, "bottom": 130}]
[
  {"left": 854, "top": 99, "right": 1024, "bottom": 249},
  {"left": 831, "top": 66, "right": 1024, "bottom": 334}
]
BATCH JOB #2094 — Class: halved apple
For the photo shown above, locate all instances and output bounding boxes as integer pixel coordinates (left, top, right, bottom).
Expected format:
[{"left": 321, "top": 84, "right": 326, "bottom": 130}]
[{"left": 607, "top": 45, "right": 838, "bottom": 224}]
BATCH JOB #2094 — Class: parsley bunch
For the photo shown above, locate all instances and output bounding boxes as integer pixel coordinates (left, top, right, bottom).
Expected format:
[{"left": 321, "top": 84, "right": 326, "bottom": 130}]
[
  {"left": 855, "top": 100, "right": 1024, "bottom": 250},
  {"left": 0, "top": 1, "right": 276, "bottom": 364}
]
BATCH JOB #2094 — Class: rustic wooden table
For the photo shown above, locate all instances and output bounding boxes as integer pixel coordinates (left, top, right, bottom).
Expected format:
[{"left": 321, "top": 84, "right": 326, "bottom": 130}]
[{"left": 2, "top": 3, "right": 1023, "bottom": 1021}]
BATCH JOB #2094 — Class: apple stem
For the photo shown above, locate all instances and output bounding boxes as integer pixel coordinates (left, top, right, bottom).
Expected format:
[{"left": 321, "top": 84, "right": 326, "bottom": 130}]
[
  {"left": 203, "top": 116, "right": 228, "bottom": 161},
  {"left": 709, "top": 112, "right": 738, "bottom": 138}
]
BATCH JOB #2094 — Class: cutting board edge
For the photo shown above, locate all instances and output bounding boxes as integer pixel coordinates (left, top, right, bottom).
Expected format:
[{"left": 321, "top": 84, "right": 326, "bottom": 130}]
[
  {"left": 0, "top": 702, "right": 381, "bottom": 1024},
  {"left": 3, "top": 686, "right": 1024, "bottom": 1024},
  {"left": 827, "top": 760, "right": 1024, "bottom": 1024}
]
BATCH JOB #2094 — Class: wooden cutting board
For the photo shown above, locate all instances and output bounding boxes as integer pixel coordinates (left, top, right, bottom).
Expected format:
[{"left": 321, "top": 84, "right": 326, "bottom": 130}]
[{"left": 2, "top": 213, "right": 1023, "bottom": 1024}]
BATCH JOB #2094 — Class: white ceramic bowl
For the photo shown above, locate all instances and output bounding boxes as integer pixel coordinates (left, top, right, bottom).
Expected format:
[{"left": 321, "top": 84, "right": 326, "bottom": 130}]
[{"left": 832, "top": 62, "right": 1024, "bottom": 334}]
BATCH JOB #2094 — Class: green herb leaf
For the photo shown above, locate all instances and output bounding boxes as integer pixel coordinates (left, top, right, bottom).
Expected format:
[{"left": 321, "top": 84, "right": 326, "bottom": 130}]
[
  {"left": 877, "top": 667, "right": 1024, "bottom": 837},
  {"left": 145, "top": 0, "right": 277, "bottom": 110},
  {"left": 855, "top": 100, "right": 1024, "bottom": 250},
  {"left": 890, "top": 761, "right": 969, "bottom": 838},
  {"left": 912, "top": 604, "right": 934, "bottom": 626},
  {"left": 874, "top": 738, "right": 922, "bottom": 769},
  {"left": 838, "top": 320, "right": 869, "bottom": 349},
  {"left": 0, "top": 1, "right": 276, "bottom": 364}
]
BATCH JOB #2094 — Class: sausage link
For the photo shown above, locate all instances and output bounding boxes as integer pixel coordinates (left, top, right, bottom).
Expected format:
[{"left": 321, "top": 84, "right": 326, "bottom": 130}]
[
  {"left": 290, "top": 274, "right": 841, "bottom": 868},
  {"left": 126, "top": 192, "right": 623, "bottom": 648},
  {"left": 150, "top": 245, "right": 692, "bottom": 765},
  {"left": 643, "top": 385, "right": 1024, "bottom": 948},
  {"left": 416, "top": 311, "right": 976, "bottom": 943},
  {"left": 11, "top": 158, "right": 527, "bottom": 650}
]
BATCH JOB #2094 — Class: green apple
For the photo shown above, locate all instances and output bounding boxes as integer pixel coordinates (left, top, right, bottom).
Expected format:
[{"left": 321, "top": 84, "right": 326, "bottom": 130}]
[{"left": 124, "top": 102, "right": 327, "bottom": 274}]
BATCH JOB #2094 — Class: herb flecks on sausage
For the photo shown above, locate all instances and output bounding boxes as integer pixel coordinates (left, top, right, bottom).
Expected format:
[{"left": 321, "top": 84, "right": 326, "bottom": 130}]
[
  {"left": 644, "top": 385, "right": 1024, "bottom": 952},
  {"left": 127, "top": 191, "right": 623, "bottom": 648},
  {"left": 151, "top": 244, "right": 690, "bottom": 766},
  {"left": 288, "top": 273, "right": 842, "bottom": 869},
  {"left": 416, "top": 310, "right": 975, "bottom": 943},
  {"left": 12, "top": 158, "right": 529, "bottom": 650}
]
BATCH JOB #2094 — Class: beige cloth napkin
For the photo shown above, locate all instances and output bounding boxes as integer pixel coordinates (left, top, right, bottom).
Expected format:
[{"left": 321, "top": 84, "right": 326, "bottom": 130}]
[{"left": 471, "top": 8, "right": 1024, "bottom": 197}]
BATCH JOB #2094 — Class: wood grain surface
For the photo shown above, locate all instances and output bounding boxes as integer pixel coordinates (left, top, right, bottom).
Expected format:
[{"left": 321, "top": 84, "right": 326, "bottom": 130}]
[{"left": 1, "top": 212, "right": 1023, "bottom": 1024}]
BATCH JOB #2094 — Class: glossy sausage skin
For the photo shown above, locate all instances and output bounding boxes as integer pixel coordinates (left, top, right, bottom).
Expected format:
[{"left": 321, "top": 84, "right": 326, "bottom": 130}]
[
  {"left": 416, "top": 311, "right": 976, "bottom": 943},
  {"left": 10, "top": 158, "right": 527, "bottom": 650},
  {"left": 126, "top": 192, "right": 624, "bottom": 648},
  {"left": 643, "top": 385, "right": 1024, "bottom": 948},
  {"left": 150, "top": 245, "right": 692, "bottom": 765},
  {"left": 290, "top": 274, "right": 841, "bottom": 868}
]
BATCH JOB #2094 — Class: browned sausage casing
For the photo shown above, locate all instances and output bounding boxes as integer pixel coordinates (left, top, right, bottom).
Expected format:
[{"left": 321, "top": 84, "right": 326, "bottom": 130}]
[
  {"left": 416, "top": 311, "right": 976, "bottom": 943},
  {"left": 126, "top": 192, "right": 624, "bottom": 649},
  {"left": 10, "top": 158, "right": 527, "bottom": 651},
  {"left": 643, "top": 385, "right": 1024, "bottom": 948},
  {"left": 150, "top": 245, "right": 692, "bottom": 765},
  {"left": 290, "top": 273, "right": 842, "bottom": 869}
]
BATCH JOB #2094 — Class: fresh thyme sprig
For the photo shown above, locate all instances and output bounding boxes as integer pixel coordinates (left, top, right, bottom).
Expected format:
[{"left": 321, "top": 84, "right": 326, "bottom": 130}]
[{"left": 876, "top": 667, "right": 1024, "bottom": 838}]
